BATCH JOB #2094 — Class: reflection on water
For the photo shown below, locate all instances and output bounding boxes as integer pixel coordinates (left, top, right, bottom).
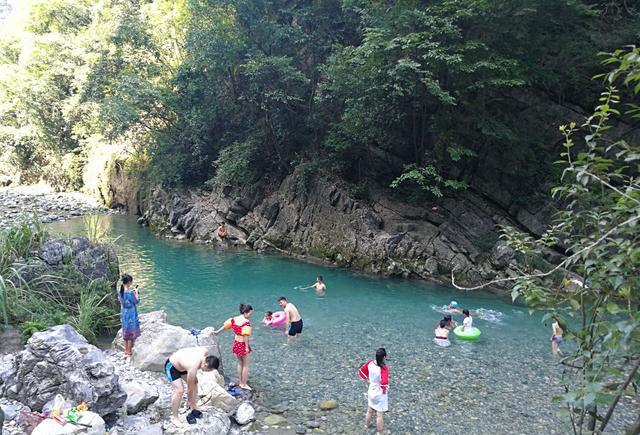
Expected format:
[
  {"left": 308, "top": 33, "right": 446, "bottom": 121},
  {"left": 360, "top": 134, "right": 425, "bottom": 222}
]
[{"left": 49, "top": 215, "right": 572, "bottom": 434}]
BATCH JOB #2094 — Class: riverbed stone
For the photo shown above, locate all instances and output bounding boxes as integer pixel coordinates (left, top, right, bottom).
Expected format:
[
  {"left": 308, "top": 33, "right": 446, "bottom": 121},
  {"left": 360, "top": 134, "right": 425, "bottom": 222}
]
[
  {"left": 197, "top": 370, "right": 238, "bottom": 412},
  {"left": 234, "top": 402, "right": 256, "bottom": 425},
  {"left": 263, "top": 414, "right": 288, "bottom": 426},
  {"left": 318, "top": 400, "right": 337, "bottom": 411},
  {"left": 2, "top": 325, "right": 126, "bottom": 416}
]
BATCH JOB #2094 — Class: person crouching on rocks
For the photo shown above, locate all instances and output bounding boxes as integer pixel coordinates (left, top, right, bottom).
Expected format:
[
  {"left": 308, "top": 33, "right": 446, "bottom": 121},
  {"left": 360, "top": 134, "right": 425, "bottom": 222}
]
[
  {"left": 118, "top": 274, "right": 140, "bottom": 359},
  {"left": 214, "top": 303, "right": 254, "bottom": 390},
  {"left": 359, "top": 348, "right": 389, "bottom": 435},
  {"left": 165, "top": 347, "right": 220, "bottom": 426}
]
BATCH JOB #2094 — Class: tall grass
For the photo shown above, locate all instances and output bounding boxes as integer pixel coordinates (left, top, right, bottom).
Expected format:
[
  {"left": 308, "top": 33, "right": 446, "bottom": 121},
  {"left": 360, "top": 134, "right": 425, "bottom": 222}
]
[
  {"left": 83, "top": 215, "right": 108, "bottom": 245},
  {"left": 0, "top": 217, "right": 47, "bottom": 273},
  {"left": 0, "top": 216, "right": 119, "bottom": 343}
]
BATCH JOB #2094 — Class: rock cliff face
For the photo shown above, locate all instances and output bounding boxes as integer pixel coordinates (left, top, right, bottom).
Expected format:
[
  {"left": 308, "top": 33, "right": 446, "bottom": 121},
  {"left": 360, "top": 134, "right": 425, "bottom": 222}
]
[{"left": 131, "top": 173, "right": 556, "bottom": 288}]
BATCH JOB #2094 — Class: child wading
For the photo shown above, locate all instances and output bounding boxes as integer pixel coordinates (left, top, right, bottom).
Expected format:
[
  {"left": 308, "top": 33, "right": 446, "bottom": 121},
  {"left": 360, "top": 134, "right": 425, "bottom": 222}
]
[
  {"left": 118, "top": 274, "right": 141, "bottom": 358},
  {"left": 358, "top": 348, "right": 389, "bottom": 434}
]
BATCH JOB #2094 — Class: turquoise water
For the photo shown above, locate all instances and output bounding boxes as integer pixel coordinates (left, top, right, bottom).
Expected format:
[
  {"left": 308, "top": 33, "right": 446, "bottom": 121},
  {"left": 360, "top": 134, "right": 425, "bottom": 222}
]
[{"left": 50, "top": 215, "right": 565, "bottom": 434}]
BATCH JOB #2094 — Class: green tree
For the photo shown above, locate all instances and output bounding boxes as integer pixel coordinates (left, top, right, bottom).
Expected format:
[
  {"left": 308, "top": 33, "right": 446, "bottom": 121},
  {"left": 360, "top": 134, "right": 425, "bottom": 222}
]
[{"left": 457, "top": 46, "right": 640, "bottom": 434}]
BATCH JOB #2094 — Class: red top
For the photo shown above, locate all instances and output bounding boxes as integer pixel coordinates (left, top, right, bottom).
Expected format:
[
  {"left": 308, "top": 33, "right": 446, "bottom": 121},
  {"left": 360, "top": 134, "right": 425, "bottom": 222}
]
[{"left": 231, "top": 317, "right": 251, "bottom": 336}]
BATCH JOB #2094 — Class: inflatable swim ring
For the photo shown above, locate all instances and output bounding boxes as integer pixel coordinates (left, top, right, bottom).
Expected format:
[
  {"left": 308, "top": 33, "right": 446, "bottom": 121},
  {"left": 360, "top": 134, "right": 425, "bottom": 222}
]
[
  {"left": 269, "top": 311, "right": 286, "bottom": 327},
  {"left": 434, "top": 337, "right": 451, "bottom": 347},
  {"left": 453, "top": 326, "right": 481, "bottom": 341}
]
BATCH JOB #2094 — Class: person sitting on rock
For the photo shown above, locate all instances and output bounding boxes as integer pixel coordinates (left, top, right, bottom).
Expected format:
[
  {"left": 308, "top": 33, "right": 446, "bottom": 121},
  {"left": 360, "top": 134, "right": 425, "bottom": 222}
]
[
  {"left": 164, "top": 346, "right": 219, "bottom": 427},
  {"left": 217, "top": 222, "right": 227, "bottom": 240}
]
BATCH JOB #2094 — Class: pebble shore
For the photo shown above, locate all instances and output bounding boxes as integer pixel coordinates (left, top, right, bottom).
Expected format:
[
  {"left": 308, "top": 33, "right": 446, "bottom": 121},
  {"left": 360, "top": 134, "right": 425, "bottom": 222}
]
[{"left": 0, "top": 185, "right": 110, "bottom": 230}]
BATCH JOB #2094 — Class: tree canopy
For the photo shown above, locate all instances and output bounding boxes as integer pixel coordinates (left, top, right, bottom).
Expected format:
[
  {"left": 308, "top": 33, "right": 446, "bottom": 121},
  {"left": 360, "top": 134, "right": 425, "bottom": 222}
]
[{"left": 0, "top": 0, "right": 638, "bottom": 198}]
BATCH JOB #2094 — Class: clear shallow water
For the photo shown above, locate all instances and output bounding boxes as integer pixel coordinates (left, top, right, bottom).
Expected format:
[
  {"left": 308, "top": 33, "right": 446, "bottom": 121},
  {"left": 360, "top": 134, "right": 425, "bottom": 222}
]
[{"left": 50, "top": 215, "right": 568, "bottom": 434}]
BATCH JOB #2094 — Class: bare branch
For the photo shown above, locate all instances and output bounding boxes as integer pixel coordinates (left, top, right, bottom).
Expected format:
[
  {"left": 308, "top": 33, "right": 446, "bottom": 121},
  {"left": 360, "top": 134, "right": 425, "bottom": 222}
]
[{"left": 451, "top": 214, "right": 640, "bottom": 291}]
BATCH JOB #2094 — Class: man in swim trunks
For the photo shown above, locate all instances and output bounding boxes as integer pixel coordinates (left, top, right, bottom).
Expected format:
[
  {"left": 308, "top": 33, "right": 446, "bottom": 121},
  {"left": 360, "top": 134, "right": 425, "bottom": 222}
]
[
  {"left": 302, "top": 275, "right": 327, "bottom": 296},
  {"left": 164, "top": 346, "right": 219, "bottom": 427},
  {"left": 217, "top": 222, "right": 228, "bottom": 240},
  {"left": 279, "top": 296, "right": 303, "bottom": 343}
]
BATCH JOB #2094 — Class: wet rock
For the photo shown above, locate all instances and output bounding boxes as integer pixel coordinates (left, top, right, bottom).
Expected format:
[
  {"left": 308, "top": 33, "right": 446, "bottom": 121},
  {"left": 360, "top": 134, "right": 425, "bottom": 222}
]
[
  {"left": 234, "top": 402, "right": 255, "bottom": 425},
  {"left": 138, "top": 423, "right": 163, "bottom": 435},
  {"left": 318, "top": 400, "right": 337, "bottom": 411},
  {"left": 306, "top": 420, "right": 320, "bottom": 428},
  {"left": 263, "top": 413, "right": 288, "bottom": 426},
  {"left": 2, "top": 325, "right": 126, "bottom": 416},
  {"left": 296, "top": 425, "right": 307, "bottom": 434}
]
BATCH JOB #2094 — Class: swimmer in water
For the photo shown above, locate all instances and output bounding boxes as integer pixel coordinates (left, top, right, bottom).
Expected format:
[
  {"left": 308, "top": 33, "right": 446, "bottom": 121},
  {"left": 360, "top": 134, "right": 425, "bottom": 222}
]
[
  {"left": 442, "top": 314, "right": 457, "bottom": 329},
  {"left": 448, "top": 301, "right": 462, "bottom": 315},
  {"left": 301, "top": 275, "right": 327, "bottom": 296},
  {"left": 550, "top": 316, "right": 564, "bottom": 355}
]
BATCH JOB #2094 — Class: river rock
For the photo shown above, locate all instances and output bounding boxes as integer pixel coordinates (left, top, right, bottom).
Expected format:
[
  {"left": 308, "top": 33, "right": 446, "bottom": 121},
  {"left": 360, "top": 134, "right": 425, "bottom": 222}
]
[
  {"left": 318, "top": 400, "right": 337, "bottom": 410},
  {"left": 164, "top": 407, "right": 230, "bottom": 435},
  {"left": 263, "top": 414, "right": 288, "bottom": 426},
  {"left": 38, "top": 238, "right": 72, "bottom": 266},
  {"left": 112, "top": 311, "right": 222, "bottom": 372},
  {"left": 2, "top": 325, "right": 126, "bottom": 416},
  {"left": 234, "top": 402, "right": 255, "bottom": 425},
  {"left": 138, "top": 423, "right": 163, "bottom": 435},
  {"left": 122, "top": 380, "right": 159, "bottom": 414},
  {"left": 31, "top": 411, "right": 105, "bottom": 435},
  {"left": 197, "top": 370, "right": 238, "bottom": 412}
]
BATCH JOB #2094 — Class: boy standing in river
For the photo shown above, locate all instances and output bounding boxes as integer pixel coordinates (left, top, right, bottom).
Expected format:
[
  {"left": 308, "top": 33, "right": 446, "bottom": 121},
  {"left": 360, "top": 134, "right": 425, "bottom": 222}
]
[{"left": 279, "top": 296, "right": 303, "bottom": 343}]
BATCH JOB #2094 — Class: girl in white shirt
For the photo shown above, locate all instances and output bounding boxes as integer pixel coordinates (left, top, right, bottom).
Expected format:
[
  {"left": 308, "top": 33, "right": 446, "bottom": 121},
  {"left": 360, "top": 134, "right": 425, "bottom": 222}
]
[{"left": 462, "top": 309, "right": 473, "bottom": 331}]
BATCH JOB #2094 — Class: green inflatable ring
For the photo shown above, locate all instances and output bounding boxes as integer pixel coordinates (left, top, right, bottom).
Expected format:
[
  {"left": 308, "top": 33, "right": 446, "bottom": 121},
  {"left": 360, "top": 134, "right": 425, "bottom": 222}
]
[{"left": 453, "top": 325, "right": 481, "bottom": 341}]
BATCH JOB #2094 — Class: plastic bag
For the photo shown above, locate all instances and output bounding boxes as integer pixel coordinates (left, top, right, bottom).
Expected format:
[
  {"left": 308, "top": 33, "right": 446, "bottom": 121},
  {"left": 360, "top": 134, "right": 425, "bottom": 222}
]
[{"left": 42, "top": 394, "right": 72, "bottom": 417}]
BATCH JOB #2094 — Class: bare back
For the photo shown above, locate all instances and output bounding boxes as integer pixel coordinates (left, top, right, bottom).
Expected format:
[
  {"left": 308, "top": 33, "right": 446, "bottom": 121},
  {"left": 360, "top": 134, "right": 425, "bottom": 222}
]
[
  {"left": 285, "top": 303, "right": 302, "bottom": 322},
  {"left": 169, "top": 346, "right": 207, "bottom": 372}
]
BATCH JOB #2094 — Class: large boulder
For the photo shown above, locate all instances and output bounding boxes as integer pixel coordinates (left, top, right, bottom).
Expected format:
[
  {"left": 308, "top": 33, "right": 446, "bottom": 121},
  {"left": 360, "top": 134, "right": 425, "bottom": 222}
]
[
  {"left": 2, "top": 325, "right": 126, "bottom": 416},
  {"left": 112, "top": 311, "right": 222, "bottom": 373},
  {"left": 197, "top": 370, "right": 238, "bottom": 412},
  {"left": 34, "top": 236, "right": 118, "bottom": 283}
]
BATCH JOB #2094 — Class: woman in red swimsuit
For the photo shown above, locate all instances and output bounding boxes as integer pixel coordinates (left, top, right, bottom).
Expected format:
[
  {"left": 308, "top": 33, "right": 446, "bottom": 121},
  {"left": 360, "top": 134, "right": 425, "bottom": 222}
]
[{"left": 214, "top": 303, "right": 253, "bottom": 390}]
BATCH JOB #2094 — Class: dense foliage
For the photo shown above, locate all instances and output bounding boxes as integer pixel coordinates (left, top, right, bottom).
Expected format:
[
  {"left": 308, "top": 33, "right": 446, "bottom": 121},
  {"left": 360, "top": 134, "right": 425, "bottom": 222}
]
[
  {"left": 0, "top": 0, "right": 638, "bottom": 199},
  {"left": 0, "top": 218, "right": 119, "bottom": 343},
  {"left": 498, "top": 47, "right": 640, "bottom": 434}
]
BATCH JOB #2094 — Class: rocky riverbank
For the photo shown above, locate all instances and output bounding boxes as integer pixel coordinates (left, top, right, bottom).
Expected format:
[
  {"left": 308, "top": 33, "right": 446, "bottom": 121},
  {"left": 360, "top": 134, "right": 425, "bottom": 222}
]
[
  {"left": 131, "top": 173, "right": 559, "bottom": 289},
  {"left": 0, "top": 185, "right": 110, "bottom": 230},
  {"left": 0, "top": 314, "right": 326, "bottom": 435}
]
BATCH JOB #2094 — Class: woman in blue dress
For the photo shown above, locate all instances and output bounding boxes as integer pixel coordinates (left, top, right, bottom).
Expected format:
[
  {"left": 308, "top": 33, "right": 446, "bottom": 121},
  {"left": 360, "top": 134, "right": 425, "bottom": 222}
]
[{"left": 119, "top": 274, "right": 141, "bottom": 358}]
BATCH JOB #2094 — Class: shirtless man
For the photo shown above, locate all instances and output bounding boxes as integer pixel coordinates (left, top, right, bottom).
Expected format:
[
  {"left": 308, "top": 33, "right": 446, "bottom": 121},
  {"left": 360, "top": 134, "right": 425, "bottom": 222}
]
[
  {"left": 302, "top": 275, "right": 326, "bottom": 296},
  {"left": 279, "top": 296, "right": 303, "bottom": 343},
  {"left": 217, "top": 222, "right": 228, "bottom": 240},
  {"left": 164, "top": 346, "right": 219, "bottom": 426}
]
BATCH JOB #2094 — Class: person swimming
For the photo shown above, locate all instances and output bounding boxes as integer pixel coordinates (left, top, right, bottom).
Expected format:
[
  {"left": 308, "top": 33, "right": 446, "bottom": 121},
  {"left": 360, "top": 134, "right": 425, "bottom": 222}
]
[
  {"left": 434, "top": 319, "right": 451, "bottom": 347},
  {"left": 442, "top": 314, "right": 457, "bottom": 329},
  {"left": 448, "top": 301, "right": 462, "bottom": 315}
]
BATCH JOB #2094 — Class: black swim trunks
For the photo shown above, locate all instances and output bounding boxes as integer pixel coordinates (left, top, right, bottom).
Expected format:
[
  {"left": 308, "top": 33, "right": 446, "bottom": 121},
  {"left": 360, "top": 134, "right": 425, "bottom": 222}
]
[
  {"left": 164, "top": 359, "right": 187, "bottom": 382},
  {"left": 288, "top": 319, "right": 303, "bottom": 336}
]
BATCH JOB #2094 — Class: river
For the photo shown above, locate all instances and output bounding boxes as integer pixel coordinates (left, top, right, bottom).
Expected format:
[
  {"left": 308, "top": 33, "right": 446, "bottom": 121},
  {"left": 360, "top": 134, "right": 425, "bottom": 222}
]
[{"left": 49, "top": 215, "right": 572, "bottom": 434}]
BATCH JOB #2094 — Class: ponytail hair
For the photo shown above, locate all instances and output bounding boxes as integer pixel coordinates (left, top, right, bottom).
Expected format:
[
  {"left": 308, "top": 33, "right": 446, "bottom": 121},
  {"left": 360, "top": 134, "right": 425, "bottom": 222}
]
[
  {"left": 120, "top": 274, "right": 133, "bottom": 300},
  {"left": 239, "top": 303, "right": 253, "bottom": 314},
  {"left": 375, "top": 347, "right": 387, "bottom": 368}
]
